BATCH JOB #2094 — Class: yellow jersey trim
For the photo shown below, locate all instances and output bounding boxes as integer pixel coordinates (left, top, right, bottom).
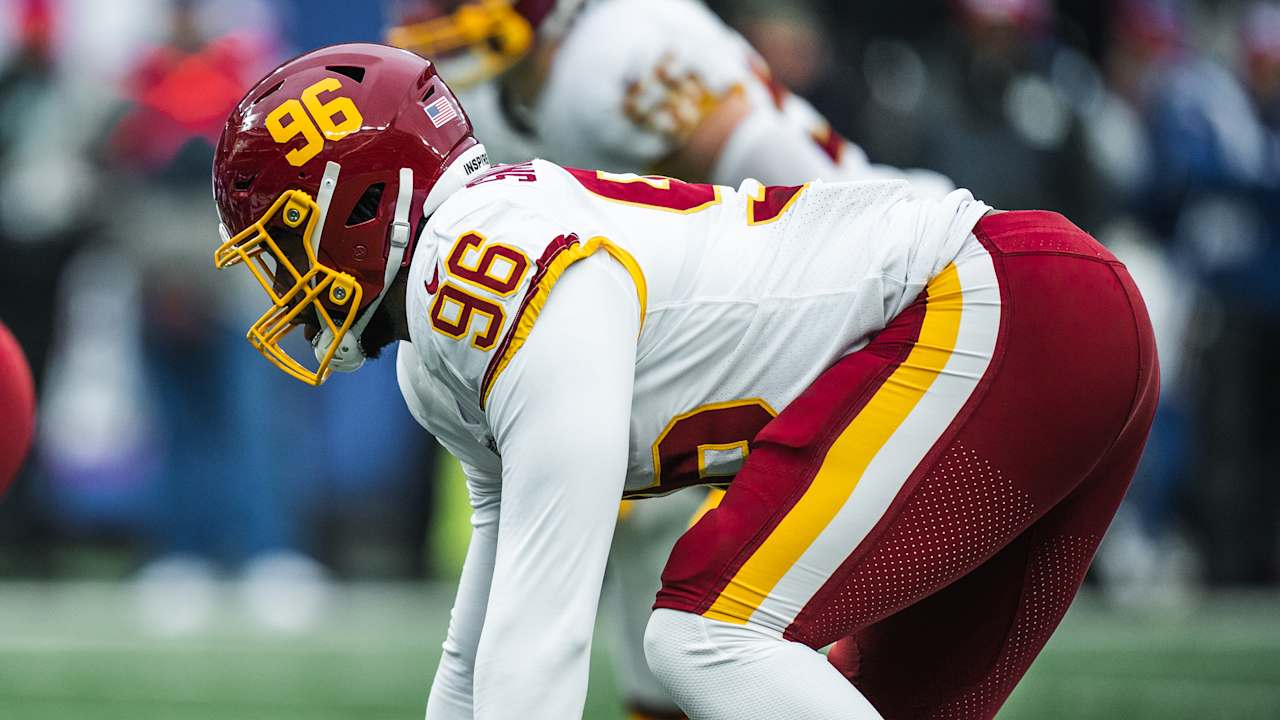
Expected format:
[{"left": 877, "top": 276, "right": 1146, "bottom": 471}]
[
  {"left": 479, "top": 235, "right": 647, "bottom": 408},
  {"left": 747, "top": 183, "right": 810, "bottom": 226}
]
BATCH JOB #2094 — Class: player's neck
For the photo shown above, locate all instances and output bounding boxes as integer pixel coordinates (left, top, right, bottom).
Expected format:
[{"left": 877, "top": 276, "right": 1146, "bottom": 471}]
[{"left": 386, "top": 270, "right": 411, "bottom": 343}]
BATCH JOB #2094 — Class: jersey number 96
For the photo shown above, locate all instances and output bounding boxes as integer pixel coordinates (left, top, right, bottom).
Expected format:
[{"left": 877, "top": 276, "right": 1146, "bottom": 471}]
[{"left": 430, "top": 232, "right": 531, "bottom": 350}]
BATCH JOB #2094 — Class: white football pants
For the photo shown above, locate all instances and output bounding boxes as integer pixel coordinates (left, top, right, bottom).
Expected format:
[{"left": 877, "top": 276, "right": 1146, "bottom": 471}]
[{"left": 644, "top": 608, "right": 884, "bottom": 720}]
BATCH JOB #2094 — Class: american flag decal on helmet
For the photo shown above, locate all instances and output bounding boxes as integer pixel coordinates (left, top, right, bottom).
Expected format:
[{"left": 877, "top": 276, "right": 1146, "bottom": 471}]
[{"left": 424, "top": 96, "right": 458, "bottom": 127}]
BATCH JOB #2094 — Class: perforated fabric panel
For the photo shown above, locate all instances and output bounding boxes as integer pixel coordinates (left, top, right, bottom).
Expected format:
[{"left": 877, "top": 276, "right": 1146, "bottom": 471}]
[
  {"left": 799, "top": 444, "right": 1037, "bottom": 646},
  {"left": 926, "top": 533, "right": 1098, "bottom": 719}
]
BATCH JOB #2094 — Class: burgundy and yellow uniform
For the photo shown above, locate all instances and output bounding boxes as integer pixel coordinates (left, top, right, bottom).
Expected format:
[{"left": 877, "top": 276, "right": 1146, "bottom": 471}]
[
  {"left": 397, "top": 158, "right": 1156, "bottom": 719},
  {"left": 392, "top": 2, "right": 949, "bottom": 714},
  {"left": 210, "top": 41, "right": 1156, "bottom": 720}
]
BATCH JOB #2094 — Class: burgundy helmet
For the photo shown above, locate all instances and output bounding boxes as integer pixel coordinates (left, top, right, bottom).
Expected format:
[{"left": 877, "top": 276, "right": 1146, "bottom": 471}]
[
  {"left": 213, "top": 42, "right": 488, "bottom": 385},
  {"left": 385, "top": 0, "right": 587, "bottom": 87}
]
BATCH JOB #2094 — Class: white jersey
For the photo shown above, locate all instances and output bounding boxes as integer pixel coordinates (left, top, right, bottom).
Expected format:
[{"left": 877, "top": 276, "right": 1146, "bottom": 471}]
[
  {"left": 399, "top": 159, "right": 987, "bottom": 719},
  {"left": 423, "top": 4, "right": 952, "bottom": 716},
  {"left": 461, "top": 0, "right": 949, "bottom": 193},
  {"left": 403, "top": 160, "right": 985, "bottom": 495}
]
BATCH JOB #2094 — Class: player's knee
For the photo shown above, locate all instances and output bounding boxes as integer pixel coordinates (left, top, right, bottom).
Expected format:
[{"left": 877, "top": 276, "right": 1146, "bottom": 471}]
[
  {"left": 643, "top": 608, "right": 684, "bottom": 681},
  {"left": 643, "top": 608, "right": 710, "bottom": 693},
  {"left": 644, "top": 608, "right": 773, "bottom": 692}
]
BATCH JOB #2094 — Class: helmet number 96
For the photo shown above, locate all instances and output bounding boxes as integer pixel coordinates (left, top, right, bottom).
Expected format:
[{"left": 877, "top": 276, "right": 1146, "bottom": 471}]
[{"left": 266, "top": 78, "right": 365, "bottom": 167}]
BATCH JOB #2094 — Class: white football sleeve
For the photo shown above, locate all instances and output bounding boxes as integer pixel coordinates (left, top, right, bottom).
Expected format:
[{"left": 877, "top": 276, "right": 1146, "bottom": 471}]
[
  {"left": 470, "top": 252, "right": 639, "bottom": 719},
  {"left": 541, "top": 0, "right": 759, "bottom": 171},
  {"left": 712, "top": 93, "right": 956, "bottom": 199},
  {"left": 426, "top": 464, "right": 501, "bottom": 720},
  {"left": 709, "top": 99, "right": 845, "bottom": 188}
]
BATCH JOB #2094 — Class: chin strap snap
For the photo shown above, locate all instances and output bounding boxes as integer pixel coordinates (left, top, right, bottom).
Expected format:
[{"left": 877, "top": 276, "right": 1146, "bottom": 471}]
[
  {"left": 313, "top": 143, "right": 492, "bottom": 375},
  {"left": 314, "top": 166, "right": 414, "bottom": 373}
]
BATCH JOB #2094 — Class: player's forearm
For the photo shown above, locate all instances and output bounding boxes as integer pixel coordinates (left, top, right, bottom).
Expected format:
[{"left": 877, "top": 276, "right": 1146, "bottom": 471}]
[
  {"left": 426, "top": 531, "right": 495, "bottom": 719},
  {"left": 427, "top": 478, "right": 502, "bottom": 720},
  {"left": 473, "top": 602, "right": 597, "bottom": 718},
  {"left": 655, "top": 88, "right": 752, "bottom": 182},
  {"left": 707, "top": 101, "right": 844, "bottom": 187},
  {"left": 427, "top": 663, "right": 477, "bottom": 720},
  {"left": 469, "top": 478, "right": 624, "bottom": 717},
  {"left": 470, "top": 482, "right": 618, "bottom": 718}
]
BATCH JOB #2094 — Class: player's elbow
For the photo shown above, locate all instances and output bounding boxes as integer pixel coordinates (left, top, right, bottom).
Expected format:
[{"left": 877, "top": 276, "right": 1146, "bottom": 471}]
[
  {"left": 489, "top": 614, "right": 594, "bottom": 675},
  {"left": 554, "top": 619, "right": 595, "bottom": 669}
]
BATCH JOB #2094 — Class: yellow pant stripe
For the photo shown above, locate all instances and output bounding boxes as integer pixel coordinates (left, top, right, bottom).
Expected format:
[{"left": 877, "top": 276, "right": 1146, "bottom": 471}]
[{"left": 703, "top": 263, "right": 965, "bottom": 624}]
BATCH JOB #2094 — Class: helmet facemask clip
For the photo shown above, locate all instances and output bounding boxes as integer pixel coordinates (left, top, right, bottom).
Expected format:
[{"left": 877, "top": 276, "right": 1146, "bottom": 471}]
[
  {"left": 311, "top": 166, "right": 416, "bottom": 376},
  {"left": 214, "top": 161, "right": 365, "bottom": 386}
]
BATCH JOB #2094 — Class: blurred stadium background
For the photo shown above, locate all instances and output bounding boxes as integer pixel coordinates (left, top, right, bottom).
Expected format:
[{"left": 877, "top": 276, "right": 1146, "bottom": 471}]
[{"left": 0, "top": 0, "right": 1278, "bottom": 717}]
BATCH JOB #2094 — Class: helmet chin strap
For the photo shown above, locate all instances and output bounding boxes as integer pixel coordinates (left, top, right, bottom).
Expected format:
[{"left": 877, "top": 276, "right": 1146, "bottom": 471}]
[
  {"left": 314, "top": 165, "right": 413, "bottom": 374},
  {"left": 313, "top": 143, "right": 491, "bottom": 375}
]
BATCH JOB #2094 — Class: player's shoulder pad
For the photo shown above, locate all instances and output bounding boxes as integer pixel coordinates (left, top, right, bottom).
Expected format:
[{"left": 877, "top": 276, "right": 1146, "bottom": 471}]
[
  {"left": 426, "top": 160, "right": 549, "bottom": 238},
  {"left": 416, "top": 160, "right": 610, "bottom": 409}
]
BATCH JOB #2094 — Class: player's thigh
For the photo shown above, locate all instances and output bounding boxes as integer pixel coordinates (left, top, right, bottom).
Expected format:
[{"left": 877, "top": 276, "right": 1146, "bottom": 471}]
[
  {"left": 653, "top": 274, "right": 940, "bottom": 621},
  {"left": 656, "top": 231, "right": 1015, "bottom": 632},
  {"left": 656, "top": 213, "right": 1157, "bottom": 648},
  {"left": 834, "top": 421, "right": 1152, "bottom": 719},
  {"left": 782, "top": 219, "right": 1157, "bottom": 647},
  {"left": 829, "top": 526, "right": 1036, "bottom": 715}
]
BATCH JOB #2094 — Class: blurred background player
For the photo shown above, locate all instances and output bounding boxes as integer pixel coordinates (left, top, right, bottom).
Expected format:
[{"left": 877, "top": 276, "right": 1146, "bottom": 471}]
[
  {"left": 385, "top": 2, "right": 953, "bottom": 716},
  {"left": 385, "top": 0, "right": 951, "bottom": 191}
]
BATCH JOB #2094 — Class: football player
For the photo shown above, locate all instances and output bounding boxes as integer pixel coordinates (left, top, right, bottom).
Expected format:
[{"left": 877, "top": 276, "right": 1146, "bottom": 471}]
[
  {"left": 387, "top": 4, "right": 951, "bottom": 715},
  {"left": 384, "top": 0, "right": 950, "bottom": 192},
  {"left": 212, "top": 45, "right": 1157, "bottom": 719}
]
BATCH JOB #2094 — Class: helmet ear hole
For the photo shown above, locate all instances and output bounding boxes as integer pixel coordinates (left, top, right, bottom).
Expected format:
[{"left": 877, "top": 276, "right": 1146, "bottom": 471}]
[
  {"left": 346, "top": 183, "right": 386, "bottom": 226},
  {"left": 233, "top": 172, "right": 258, "bottom": 192}
]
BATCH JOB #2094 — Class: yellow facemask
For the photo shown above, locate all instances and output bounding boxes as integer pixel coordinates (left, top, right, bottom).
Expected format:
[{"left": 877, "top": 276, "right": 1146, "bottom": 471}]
[
  {"left": 214, "top": 190, "right": 363, "bottom": 386},
  {"left": 386, "top": 0, "right": 534, "bottom": 88}
]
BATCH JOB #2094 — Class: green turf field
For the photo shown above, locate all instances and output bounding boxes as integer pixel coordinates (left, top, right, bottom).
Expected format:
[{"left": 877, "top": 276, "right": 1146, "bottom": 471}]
[{"left": 0, "top": 582, "right": 1277, "bottom": 719}]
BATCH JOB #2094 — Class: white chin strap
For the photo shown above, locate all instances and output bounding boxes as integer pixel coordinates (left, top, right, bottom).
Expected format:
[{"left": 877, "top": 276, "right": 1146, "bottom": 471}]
[
  {"left": 313, "top": 165, "right": 414, "bottom": 374},
  {"left": 312, "top": 143, "right": 491, "bottom": 375}
]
